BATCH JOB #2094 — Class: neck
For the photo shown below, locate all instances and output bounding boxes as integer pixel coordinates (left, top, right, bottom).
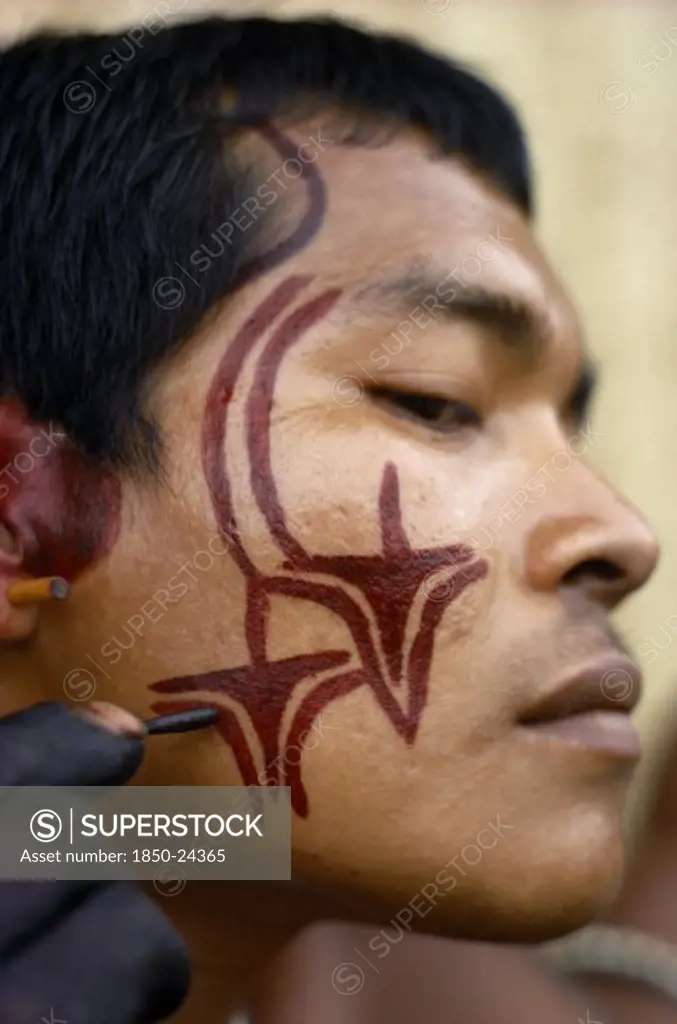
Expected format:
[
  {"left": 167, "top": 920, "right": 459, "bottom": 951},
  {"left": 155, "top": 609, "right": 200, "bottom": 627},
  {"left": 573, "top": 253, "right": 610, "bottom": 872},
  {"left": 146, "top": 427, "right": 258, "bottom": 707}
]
[{"left": 146, "top": 880, "right": 367, "bottom": 1023}]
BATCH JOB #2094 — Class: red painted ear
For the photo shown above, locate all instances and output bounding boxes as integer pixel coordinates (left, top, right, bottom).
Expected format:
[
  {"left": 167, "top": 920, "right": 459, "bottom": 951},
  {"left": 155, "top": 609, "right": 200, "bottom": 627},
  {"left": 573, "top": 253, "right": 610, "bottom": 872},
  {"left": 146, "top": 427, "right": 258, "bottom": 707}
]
[{"left": 0, "top": 399, "right": 122, "bottom": 584}]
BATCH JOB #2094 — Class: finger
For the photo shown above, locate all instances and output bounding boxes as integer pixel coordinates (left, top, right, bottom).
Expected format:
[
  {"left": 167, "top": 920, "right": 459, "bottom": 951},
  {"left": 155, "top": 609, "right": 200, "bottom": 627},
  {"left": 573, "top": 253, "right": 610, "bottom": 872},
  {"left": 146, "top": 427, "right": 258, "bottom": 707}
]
[
  {"left": 0, "top": 881, "right": 190, "bottom": 1024},
  {"left": 0, "top": 704, "right": 146, "bottom": 966},
  {"left": 0, "top": 701, "right": 144, "bottom": 786},
  {"left": 0, "top": 879, "right": 96, "bottom": 958}
]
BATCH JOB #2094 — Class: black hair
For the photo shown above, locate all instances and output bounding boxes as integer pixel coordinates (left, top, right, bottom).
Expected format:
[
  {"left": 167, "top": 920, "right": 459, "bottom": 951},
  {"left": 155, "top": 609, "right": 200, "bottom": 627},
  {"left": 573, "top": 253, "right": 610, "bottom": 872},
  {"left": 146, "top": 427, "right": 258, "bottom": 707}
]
[{"left": 0, "top": 15, "right": 531, "bottom": 470}]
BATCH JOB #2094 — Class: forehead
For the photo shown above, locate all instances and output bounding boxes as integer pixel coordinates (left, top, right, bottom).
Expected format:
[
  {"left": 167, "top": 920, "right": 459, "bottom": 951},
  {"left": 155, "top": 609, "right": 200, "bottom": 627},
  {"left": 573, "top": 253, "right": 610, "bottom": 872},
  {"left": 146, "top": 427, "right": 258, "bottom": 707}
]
[{"left": 270, "top": 122, "right": 583, "bottom": 354}]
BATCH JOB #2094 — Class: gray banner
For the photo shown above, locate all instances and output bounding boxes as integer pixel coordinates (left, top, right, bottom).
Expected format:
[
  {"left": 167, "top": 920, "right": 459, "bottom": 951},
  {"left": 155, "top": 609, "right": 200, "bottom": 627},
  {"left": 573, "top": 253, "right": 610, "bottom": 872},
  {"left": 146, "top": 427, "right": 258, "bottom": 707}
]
[{"left": 0, "top": 787, "right": 290, "bottom": 881}]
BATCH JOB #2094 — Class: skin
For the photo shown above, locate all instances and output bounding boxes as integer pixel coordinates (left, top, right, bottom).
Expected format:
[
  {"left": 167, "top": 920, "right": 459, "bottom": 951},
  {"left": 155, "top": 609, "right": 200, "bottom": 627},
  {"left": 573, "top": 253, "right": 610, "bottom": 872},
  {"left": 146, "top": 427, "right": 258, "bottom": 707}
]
[
  {"left": 0, "top": 116, "right": 659, "bottom": 1019},
  {"left": 252, "top": 723, "right": 677, "bottom": 1024}
]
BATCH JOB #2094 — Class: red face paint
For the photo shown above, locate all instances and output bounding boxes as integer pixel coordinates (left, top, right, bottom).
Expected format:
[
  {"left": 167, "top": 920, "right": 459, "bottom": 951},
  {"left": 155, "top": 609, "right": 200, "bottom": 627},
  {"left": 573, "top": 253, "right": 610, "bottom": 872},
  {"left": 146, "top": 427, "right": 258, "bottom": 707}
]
[
  {"left": 232, "top": 126, "right": 327, "bottom": 290},
  {"left": 150, "top": 278, "right": 489, "bottom": 816},
  {"left": 0, "top": 401, "right": 121, "bottom": 581}
]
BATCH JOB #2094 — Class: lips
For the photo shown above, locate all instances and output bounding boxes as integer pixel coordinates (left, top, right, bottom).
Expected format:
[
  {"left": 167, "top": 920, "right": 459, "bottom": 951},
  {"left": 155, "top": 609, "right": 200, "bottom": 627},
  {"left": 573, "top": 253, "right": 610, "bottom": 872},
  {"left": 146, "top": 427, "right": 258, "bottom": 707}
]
[
  {"left": 520, "top": 654, "right": 642, "bottom": 723},
  {"left": 518, "top": 654, "right": 642, "bottom": 760}
]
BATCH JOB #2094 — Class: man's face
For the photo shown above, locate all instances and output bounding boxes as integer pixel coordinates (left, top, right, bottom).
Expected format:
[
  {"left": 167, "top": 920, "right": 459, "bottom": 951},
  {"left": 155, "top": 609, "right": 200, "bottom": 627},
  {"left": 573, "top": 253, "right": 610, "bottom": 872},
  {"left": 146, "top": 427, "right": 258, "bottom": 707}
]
[{"left": 7, "top": 122, "right": 658, "bottom": 940}]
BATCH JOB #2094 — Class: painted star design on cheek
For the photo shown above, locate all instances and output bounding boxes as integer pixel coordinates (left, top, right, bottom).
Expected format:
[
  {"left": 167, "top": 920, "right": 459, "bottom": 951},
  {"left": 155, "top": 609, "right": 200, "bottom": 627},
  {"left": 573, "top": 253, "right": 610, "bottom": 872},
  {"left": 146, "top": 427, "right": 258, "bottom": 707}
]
[
  {"left": 150, "top": 274, "right": 488, "bottom": 817},
  {"left": 275, "top": 461, "right": 487, "bottom": 727}
]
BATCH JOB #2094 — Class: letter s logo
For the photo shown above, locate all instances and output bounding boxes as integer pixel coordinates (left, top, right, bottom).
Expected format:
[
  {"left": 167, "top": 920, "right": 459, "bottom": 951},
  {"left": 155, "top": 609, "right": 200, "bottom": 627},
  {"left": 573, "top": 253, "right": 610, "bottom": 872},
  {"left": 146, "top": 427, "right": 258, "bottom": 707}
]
[{"left": 30, "top": 809, "right": 63, "bottom": 842}]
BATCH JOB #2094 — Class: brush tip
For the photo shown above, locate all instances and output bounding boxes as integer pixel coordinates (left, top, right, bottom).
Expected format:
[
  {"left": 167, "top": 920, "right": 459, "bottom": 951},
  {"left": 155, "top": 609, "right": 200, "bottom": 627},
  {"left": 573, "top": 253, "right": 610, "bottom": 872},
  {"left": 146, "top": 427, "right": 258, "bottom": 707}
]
[{"left": 144, "top": 706, "right": 220, "bottom": 735}]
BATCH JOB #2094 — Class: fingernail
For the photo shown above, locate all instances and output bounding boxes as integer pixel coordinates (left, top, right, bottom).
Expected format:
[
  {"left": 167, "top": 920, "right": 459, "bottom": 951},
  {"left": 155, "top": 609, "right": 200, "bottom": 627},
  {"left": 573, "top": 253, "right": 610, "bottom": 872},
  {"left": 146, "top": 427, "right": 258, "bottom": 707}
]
[{"left": 76, "top": 701, "right": 145, "bottom": 738}]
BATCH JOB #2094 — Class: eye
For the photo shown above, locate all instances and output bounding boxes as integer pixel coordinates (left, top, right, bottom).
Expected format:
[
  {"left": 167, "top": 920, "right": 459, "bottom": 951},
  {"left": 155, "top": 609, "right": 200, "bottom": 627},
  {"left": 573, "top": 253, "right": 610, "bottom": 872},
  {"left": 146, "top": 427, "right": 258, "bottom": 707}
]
[{"left": 371, "top": 388, "right": 481, "bottom": 433}]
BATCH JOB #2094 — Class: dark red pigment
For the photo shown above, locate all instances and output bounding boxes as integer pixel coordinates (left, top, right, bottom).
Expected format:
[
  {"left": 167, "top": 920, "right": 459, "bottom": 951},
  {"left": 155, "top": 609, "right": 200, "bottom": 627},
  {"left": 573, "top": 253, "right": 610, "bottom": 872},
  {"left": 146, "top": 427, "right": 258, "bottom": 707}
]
[
  {"left": 150, "top": 277, "right": 489, "bottom": 816},
  {"left": 0, "top": 401, "right": 121, "bottom": 581},
  {"left": 232, "top": 126, "right": 328, "bottom": 290}
]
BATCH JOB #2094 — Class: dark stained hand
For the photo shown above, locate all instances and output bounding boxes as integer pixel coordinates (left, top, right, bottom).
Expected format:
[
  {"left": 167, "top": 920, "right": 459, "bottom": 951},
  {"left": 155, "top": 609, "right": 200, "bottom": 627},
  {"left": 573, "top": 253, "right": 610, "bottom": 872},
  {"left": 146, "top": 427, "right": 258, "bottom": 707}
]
[{"left": 0, "top": 701, "right": 190, "bottom": 1024}]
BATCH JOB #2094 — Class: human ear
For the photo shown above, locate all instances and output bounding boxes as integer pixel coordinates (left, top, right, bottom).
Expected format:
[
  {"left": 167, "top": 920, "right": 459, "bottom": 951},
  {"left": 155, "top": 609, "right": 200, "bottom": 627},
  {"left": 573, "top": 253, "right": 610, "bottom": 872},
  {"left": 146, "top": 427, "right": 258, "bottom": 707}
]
[
  {"left": 0, "top": 517, "right": 39, "bottom": 639},
  {"left": 0, "top": 398, "right": 121, "bottom": 639}
]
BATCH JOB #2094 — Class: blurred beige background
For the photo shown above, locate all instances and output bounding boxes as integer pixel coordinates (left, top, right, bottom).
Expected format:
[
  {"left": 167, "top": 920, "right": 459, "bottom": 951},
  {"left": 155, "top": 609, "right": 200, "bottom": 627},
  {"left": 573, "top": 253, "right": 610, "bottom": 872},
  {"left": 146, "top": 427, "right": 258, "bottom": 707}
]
[{"left": 4, "top": 0, "right": 677, "bottom": 815}]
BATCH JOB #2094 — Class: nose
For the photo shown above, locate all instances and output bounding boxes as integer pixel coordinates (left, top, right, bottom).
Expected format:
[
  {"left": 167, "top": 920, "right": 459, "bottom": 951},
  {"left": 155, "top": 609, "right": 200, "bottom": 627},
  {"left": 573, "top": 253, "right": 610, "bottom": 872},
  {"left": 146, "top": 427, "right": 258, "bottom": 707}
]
[{"left": 524, "top": 469, "right": 659, "bottom": 608}]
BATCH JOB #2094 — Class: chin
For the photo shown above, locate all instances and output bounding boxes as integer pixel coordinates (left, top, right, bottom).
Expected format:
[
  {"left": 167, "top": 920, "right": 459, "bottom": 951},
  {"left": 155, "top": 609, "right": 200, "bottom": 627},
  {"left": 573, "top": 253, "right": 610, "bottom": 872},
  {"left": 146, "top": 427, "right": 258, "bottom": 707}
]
[{"left": 419, "top": 808, "right": 627, "bottom": 944}]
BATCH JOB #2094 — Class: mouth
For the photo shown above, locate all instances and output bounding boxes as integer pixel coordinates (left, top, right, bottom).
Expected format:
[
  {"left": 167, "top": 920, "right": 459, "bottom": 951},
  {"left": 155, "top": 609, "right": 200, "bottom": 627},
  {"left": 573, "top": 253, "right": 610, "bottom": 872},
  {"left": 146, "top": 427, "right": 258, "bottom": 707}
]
[{"left": 518, "top": 653, "right": 642, "bottom": 760}]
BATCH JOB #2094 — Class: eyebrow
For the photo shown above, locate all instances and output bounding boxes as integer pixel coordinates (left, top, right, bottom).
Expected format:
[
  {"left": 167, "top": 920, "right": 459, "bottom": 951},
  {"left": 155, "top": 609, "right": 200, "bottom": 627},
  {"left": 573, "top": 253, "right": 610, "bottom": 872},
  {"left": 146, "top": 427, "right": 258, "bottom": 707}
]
[
  {"left": 350, "top": 263, "right": 552, "bottom": 363},
  {"left": 345, "top": 262, "right": 598, "bottom": 426}
]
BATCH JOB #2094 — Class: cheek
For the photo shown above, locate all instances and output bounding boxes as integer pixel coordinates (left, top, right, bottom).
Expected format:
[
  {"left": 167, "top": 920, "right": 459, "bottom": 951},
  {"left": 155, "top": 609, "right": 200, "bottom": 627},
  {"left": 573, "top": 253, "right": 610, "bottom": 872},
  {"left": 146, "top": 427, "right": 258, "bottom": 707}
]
[
  {"left": 274, "top": 427, "right": 486, "bottom": 555},
  {"left": 147, "top": 278, "right": 493, "bottom": 821}
]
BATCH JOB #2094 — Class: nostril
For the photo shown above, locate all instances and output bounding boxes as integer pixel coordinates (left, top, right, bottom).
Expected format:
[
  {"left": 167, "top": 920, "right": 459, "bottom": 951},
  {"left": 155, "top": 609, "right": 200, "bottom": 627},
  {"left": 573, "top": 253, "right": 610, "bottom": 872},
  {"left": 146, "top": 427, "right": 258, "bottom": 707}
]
[{"left": 562, "top": 558, "right": 624, "bottom": 587}]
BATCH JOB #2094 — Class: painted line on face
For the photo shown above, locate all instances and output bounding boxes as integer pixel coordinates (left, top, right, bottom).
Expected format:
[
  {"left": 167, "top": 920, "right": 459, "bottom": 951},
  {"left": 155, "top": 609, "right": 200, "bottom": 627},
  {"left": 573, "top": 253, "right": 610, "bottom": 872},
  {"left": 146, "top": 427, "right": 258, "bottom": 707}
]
[
  {"left": 152, "top": 125, "right": 330, "bottom": 310},
  {"left": 151, "top": 277, "right": 490, "bottom": 816},
  {"left": 202, "top": 274, "right": 315, "bottom": 578}
]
